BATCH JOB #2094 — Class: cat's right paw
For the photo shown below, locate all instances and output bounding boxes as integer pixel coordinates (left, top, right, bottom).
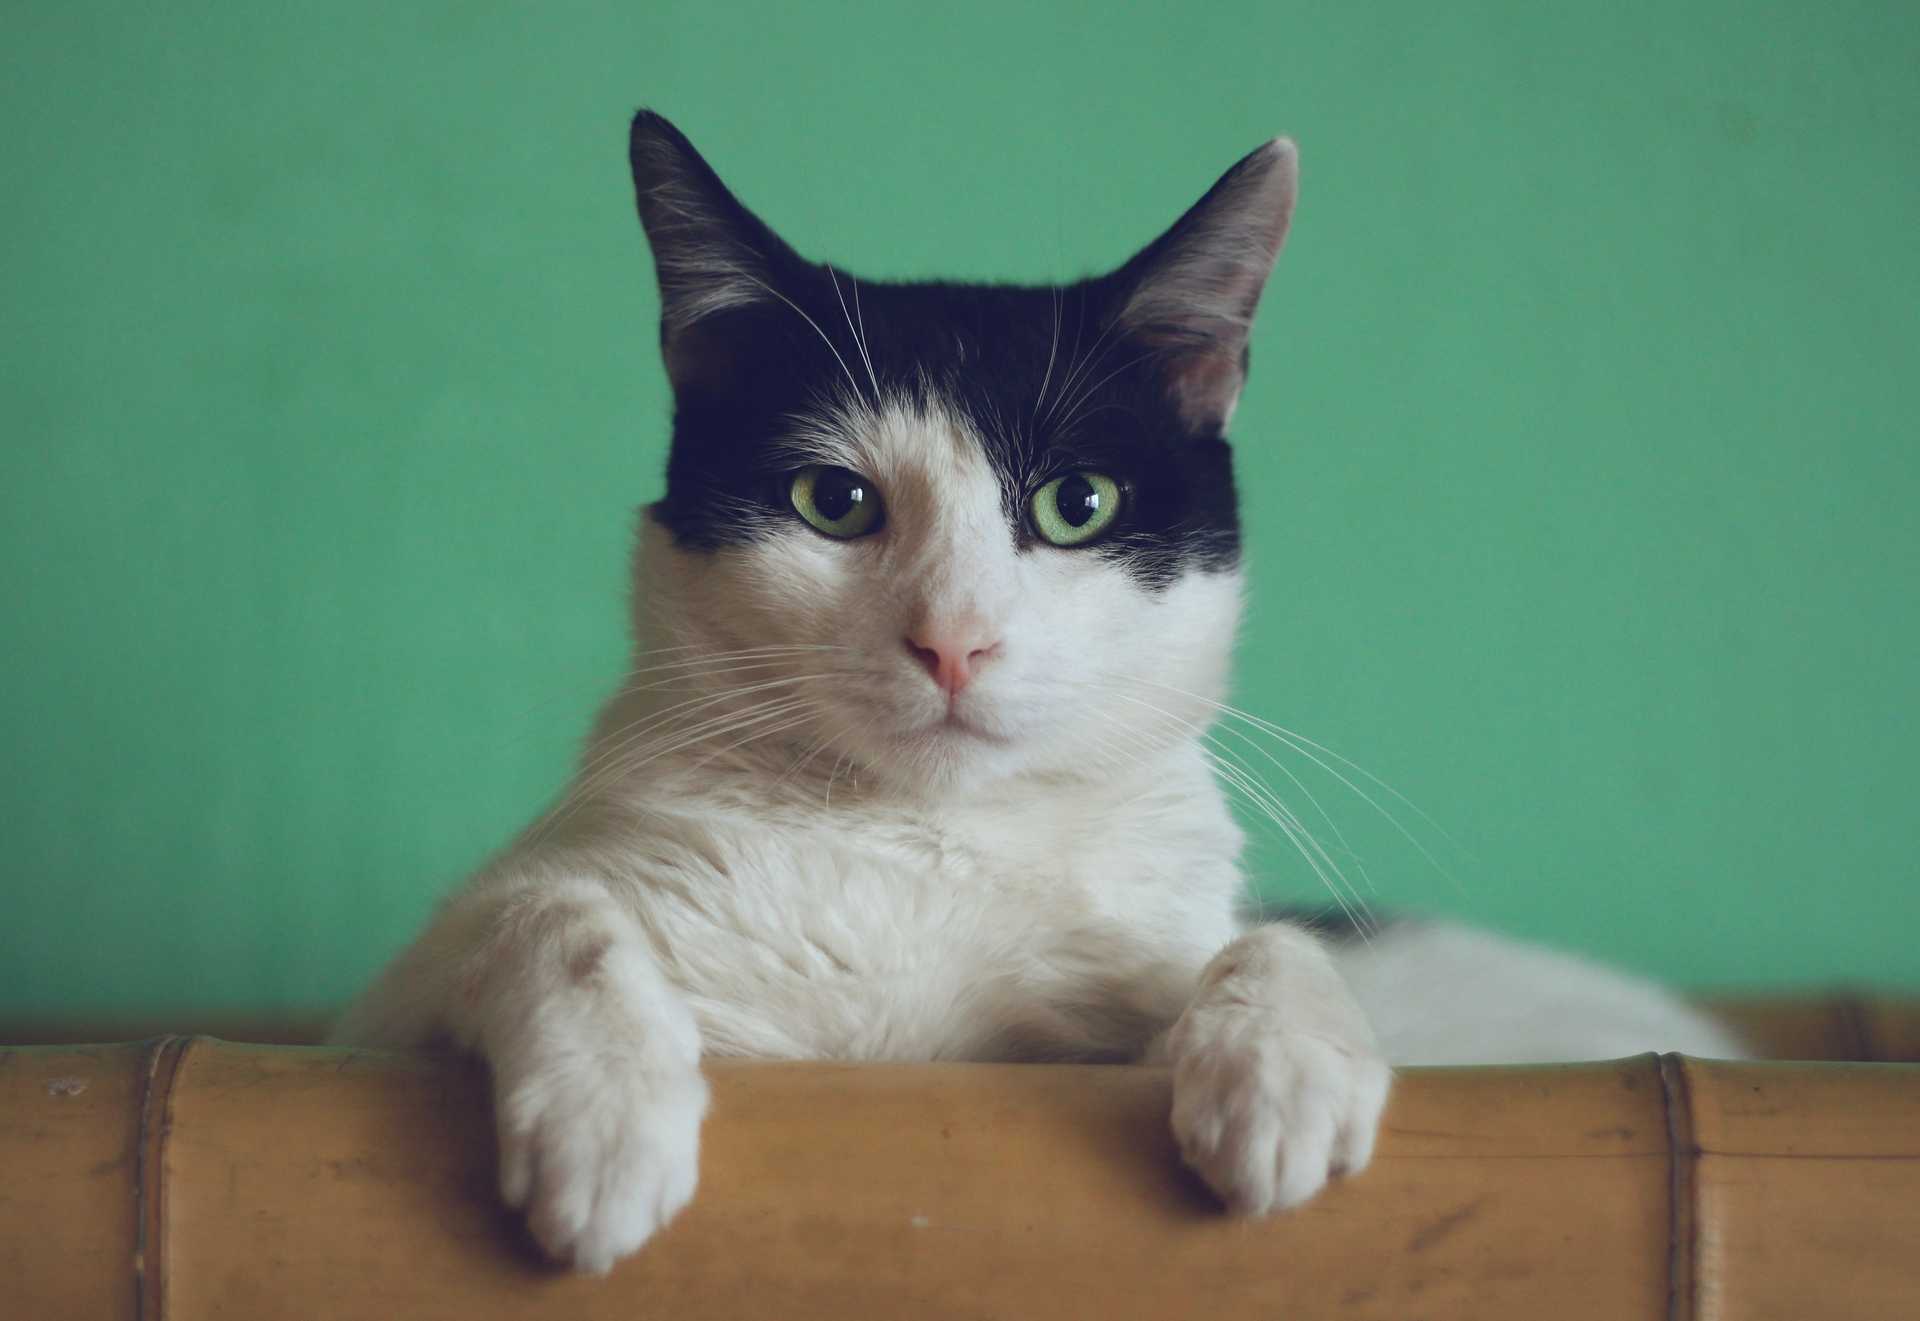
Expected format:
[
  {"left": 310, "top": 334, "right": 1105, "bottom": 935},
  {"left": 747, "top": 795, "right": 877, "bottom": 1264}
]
[
  {"left": 494, "top": 1058, "right": 709, "bottom": 1273},
  {"left": 1166, "top": 1013, "right": 1389, "bottom": 1215}
]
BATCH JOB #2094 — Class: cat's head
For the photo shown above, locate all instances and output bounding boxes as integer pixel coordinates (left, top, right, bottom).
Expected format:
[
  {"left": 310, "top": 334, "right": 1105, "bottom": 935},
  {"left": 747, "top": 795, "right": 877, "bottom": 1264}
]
[{"left": 625, "top": 111, "right": 1296, "bottom": 795}]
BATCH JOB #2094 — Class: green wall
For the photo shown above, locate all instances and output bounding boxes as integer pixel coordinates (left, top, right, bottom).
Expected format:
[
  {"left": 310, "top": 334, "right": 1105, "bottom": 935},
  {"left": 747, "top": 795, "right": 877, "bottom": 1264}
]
[{"left": 5, "top": 2, "right": 1916, "bottom": 1024}]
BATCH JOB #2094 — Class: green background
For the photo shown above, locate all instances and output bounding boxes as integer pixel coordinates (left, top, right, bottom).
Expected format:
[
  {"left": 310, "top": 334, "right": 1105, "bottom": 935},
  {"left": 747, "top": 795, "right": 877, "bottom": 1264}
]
[{"left": 5, "top": 2, "right": 1916, "bottom": 1027}]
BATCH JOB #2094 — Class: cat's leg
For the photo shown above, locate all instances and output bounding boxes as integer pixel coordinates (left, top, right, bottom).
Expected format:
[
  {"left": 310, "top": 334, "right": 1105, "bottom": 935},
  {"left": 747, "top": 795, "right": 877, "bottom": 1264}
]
[
  {"left": 1158, "top": 923, "right": 1392, "bottom": 1214},
  {"left": 333, "top": 869, "right": 707, "bottom": 1273}
]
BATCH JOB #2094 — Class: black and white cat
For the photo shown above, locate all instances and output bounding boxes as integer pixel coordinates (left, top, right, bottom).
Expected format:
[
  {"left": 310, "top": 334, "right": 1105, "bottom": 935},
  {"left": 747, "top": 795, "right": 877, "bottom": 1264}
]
[{"left": 334, "top": 111, "right": 1741, "bottom": 1273}]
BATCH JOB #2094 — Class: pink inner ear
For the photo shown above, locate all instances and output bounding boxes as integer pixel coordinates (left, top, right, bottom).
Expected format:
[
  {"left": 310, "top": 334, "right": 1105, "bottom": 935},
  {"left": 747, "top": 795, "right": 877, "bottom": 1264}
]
[
  {"left": 1107, "top": 138, "right": 1297, "bottom": 433},
  {"left": 1166, "top": 352, "right": 1248, "bottom": 431}
]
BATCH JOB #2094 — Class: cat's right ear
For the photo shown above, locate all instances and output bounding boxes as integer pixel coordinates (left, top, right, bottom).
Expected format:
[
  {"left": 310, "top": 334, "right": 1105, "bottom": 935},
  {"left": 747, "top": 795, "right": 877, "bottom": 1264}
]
[
  {"left": 1107, "top": 137, "right": 1299, "bottom": 434},
  {"left": 628, "top": 111, "right": 802, "bottom": 391}
]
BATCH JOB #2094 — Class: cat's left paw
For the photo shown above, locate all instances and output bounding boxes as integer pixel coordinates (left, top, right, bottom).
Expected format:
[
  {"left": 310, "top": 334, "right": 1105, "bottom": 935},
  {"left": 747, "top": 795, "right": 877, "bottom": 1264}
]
[{"left": 1166, "top": 1006, "right": 1391, "bottom": 1215}]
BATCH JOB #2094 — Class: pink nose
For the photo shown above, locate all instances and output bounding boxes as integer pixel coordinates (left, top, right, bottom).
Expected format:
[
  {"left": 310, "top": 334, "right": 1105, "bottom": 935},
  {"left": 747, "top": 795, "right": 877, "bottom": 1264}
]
[{"left": 903, "top": 627, "right": 1002, "bottom": 697}]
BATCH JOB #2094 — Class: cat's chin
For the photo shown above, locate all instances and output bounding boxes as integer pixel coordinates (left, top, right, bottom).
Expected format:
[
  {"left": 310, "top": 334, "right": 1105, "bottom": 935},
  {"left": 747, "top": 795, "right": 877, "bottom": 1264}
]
[
  {"left": 917, "top": 710, "right": 1013, "bottom": 747},
  {"left": 888, "top": 721, "right": 1014, "bottom": 777},
  {"left": 831, "top": 714, "right": 1035, "bottom": 797}
]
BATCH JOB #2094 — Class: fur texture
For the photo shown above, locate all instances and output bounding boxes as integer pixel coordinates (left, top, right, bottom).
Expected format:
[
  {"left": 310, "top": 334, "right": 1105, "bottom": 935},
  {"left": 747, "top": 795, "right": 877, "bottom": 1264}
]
[{"left": 334, "top": 112, "right": 1742, "bottom": 1273}]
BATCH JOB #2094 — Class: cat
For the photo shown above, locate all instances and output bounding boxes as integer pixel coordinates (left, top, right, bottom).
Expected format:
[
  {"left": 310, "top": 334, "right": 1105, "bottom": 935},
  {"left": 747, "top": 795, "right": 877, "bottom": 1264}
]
[{"left": 332, "top": 110, "right": 1743, "bottom": 1273}]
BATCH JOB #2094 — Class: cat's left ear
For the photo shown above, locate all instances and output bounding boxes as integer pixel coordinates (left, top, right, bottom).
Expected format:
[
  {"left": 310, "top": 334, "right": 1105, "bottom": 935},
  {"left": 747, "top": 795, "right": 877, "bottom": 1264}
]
[{"left": 1111, "top": 138, "right": 1299, "bottom": 432}]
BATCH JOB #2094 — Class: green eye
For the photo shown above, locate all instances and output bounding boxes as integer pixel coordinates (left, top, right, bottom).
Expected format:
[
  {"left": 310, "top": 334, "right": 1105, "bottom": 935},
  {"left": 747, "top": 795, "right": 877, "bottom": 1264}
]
[
  {"left": 790, "top": 465, "right": 884, "bottom": 539},
  {"left": 1030, "top": 471, "right": 1122, "bottom": 547}
]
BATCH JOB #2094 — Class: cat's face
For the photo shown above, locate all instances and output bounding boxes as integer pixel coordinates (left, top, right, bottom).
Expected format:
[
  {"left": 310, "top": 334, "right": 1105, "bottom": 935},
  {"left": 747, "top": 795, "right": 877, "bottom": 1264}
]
[{"left": 626, "top": 113, "right": 1296, "bottom": 795}]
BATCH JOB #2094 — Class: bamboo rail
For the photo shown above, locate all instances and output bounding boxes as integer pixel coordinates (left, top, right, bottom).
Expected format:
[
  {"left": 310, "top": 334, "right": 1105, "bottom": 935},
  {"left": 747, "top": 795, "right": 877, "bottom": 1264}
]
[{"left": 4, "top": 1025, "right": 1917, "bottom": 1319}]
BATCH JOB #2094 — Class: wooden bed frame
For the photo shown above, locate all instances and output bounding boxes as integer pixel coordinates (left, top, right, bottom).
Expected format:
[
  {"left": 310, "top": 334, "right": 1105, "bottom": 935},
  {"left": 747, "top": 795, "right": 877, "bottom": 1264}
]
[{"left": 5, "top": 997, "right": 1916, "bottom": 1319}]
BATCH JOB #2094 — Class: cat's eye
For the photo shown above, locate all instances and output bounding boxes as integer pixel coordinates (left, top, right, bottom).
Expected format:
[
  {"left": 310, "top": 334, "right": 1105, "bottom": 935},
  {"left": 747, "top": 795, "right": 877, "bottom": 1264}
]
[
  {"left": 789, "top": 465, "right": 884, "bottom": 539},
  {"left": 1029, "top": 471, "right": 1122, "bottom": 547}
]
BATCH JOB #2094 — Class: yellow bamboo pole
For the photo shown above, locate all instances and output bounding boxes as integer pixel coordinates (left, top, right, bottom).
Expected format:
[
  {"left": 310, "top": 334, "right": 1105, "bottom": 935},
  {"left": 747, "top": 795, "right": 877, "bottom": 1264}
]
[{"left": 3, "top": 1036, "right": 1917, "bottom": 1319}]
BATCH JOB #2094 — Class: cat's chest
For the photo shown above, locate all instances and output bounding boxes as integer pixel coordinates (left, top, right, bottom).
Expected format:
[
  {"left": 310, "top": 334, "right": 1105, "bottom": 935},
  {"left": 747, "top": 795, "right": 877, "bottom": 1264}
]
[{"left": 623, "top": 780, "right": 1241, "bottom": 1061}]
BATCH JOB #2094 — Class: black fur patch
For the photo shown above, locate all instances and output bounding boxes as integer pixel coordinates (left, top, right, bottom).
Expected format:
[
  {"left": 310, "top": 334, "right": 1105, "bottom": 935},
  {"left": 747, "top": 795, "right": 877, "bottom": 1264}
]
[
  {"left": 1245, "top": 899, "right": 1390, "bottom": 943},
  {"left": 632, "top": 111, "right": 1262, "bottom": 589}
]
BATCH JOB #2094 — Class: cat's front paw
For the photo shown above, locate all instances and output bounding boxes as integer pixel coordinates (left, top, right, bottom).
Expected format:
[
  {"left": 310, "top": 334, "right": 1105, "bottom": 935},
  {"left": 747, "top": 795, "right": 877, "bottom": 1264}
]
[
  {"left": 494, "top": 1055, "right": 709, "bottom": 1273},
  {"left": 1167, "top": 1005, "right": 1390, "bottom": 1215}
]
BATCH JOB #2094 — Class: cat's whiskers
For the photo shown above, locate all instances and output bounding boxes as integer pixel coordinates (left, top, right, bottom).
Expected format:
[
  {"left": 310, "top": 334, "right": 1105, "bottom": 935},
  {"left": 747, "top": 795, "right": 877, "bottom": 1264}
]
[
  {"left": 851, "top": 277, "right": 874, "bottom": 383},
  {"left": 1197, "top": 744, "right": 1374, "bottom": 935},
  {"left": 532, "top": 675, "right": 853, "bottom": 843},
  {"left": 738, "top": 271, "right": 871, "bottom": 407},
  {"left": 1099, "top": 687, "right": 1375, "bottom": 933},
  {"left": 1029, "top": 284, "right": 1064, "bottom": 440},
  {"left": 1101, "top": 683, "right": 1354, "bottom": 862},
  {"left": 1115, "top": 693, "right": 1380, "bottom": 900},
  {"left": 553, "top": 691, "right": 828, "bottom": 822},
  {"left": 529, "top": 691, "right": 801, "bottom": 844},
  {"left": 1040, "top": 302, "right": 1122, "bottom": 432},
  {"left": 622, "top": 654, "right": 854, "bottom": 695},
  {"left": 1116, "top": 675, "right": 1464, "bottom": 889},
  {"left": 823, "top": 748, "right": 854, "bottom": 807},
  {"left": 578, "top": 674, "right": 841, "bottom": 792},
  {"left": 476, "top": 645, "right": 841, "bottom": 736},
  {"left": 612, "top": 647, "right": 846, "bottom": 690},
  {"left": 1211, "top": 719, "right": 1378, "bottom": 896},
  {"left": 586, "top": 667, "right": 831, "bottom": 766},
  {"left": 688, "top": 701, "right": 835, "bottom": 774},
  {"left": 1078, "top": 727, "right": 1188, "bottom": 812},
  {"left": 829, "top": 268, "right": 882, "bottom": 403},
  {"left": 1048, "top": 344, "right": 1172, "bottom": 440},
  {"left": 604, "top": 644, "right": 852, "bottom": 693},
  {"left": 1083, "top": 712, "right": 1369, "bottom": 934},
  {"left": 777, "top": 728, "right": 839, "bottom": 790},
  {"left": 600, "top": 695, "right": 823, "bottom": 785}
]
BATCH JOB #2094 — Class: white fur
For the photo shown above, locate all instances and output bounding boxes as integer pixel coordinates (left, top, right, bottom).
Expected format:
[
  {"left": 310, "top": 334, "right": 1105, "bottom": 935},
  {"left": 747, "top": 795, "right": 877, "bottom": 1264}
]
[
  {"left": 1334, "top": 922, "right": 1746, "bottom": 1065},
  {"left": 1166, "top": 924, "right": 1392, "bottom": 1214},
  {"left": 335, "top": 395, "right": 1740, "bottom": 1271}
]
